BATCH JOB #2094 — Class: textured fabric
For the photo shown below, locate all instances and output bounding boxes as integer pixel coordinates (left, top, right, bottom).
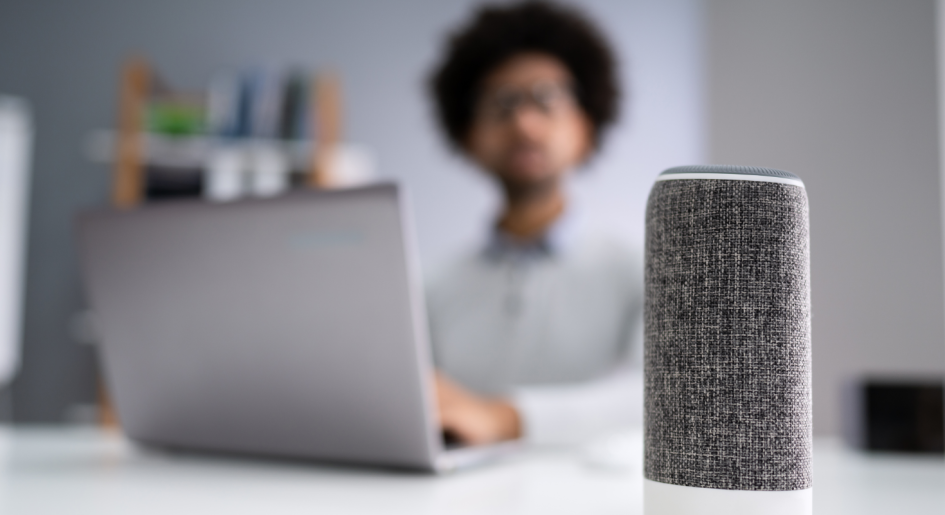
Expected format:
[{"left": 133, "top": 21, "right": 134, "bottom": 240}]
[
  {"left": 644, "top": 178, "right": 811, "bottom": 491},
  {"left": 427, "top": 223, "right": 644, "bottom": 445}
]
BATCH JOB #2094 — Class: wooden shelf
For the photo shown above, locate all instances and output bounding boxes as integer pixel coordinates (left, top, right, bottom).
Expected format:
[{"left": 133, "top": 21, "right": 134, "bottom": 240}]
[
  {"left": 87, "top": 130, "right": 374, "bottom": 179},
  {"left": 108, "top": 59, "right": 346, "bottom": 208}
]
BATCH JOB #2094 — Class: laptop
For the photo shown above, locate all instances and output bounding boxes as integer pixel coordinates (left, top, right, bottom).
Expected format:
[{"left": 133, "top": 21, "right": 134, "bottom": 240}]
[{"left": 77, "top": 183, "right": 517, "bottom": 472}]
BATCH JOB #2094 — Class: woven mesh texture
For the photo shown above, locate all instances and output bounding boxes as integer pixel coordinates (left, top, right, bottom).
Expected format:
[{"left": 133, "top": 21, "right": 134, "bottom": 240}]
[{"left": 644, "top": 178, "right": 811, "bottom": 491}]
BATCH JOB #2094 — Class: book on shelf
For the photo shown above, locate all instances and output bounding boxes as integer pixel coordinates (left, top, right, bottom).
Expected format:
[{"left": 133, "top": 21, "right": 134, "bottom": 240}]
[{"left": 170, "top": 67, "right": 314, "bottom": 141}]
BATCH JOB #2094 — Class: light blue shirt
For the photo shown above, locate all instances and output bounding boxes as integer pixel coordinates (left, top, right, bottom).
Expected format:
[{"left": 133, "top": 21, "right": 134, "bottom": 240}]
[{"left": 426, "top": 213, "right": 644, "bottom": 445}]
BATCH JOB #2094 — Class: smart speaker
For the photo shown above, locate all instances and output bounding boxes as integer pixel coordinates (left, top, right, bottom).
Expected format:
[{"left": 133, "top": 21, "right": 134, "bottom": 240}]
[{"left": 644, "top": 165, "right": 812, "bottom": 515}]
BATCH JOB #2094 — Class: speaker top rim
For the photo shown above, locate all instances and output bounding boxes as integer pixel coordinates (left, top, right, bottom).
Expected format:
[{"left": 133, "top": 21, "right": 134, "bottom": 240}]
[
  {"left": 658, "top": 165, "right": 804, "bottom": 188},
  {"left": 662, "top": 164, "right": 800, "bottom": 180}
]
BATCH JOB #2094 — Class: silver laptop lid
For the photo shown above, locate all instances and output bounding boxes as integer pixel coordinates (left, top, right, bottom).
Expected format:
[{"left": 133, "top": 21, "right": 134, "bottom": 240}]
[{"left": 78, "top": 184, "right": 441, "bottom": 469}]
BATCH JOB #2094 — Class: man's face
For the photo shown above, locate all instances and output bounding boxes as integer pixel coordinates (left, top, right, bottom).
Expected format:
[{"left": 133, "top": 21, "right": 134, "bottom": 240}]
[{"left": 465, "top": 53, "right": 592, "bottom": 196}]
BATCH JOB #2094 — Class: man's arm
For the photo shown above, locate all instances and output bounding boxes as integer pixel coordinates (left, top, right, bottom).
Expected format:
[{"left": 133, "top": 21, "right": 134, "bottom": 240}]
[
  {"left": 435, "top": 363, "right": 641, "bottom": 446},
  {"left": 436, "top": 282, "right": 644, "bottom": 447},
  {"left": 511, "top": 363, "right": 642, "bottom": 445},
  {"left": 511, "top": 287, "right": 644, "bottom": 446}
]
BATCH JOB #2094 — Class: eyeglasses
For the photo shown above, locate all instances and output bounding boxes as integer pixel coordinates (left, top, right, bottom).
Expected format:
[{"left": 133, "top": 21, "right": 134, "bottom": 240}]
[{"left": 475, "top": 81, "right": 577, "bottom": 123}]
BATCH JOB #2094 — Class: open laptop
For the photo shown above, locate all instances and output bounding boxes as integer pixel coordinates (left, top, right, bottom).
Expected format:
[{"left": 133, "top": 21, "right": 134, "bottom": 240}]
[{"left": 77, "top": 183, "right": 517, "bottom": 472}]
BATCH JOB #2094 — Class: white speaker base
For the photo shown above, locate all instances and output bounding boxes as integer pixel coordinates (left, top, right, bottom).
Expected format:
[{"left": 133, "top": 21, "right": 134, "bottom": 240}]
[{"left": 645, "top": 479, "right": 812, "bottom": 515}]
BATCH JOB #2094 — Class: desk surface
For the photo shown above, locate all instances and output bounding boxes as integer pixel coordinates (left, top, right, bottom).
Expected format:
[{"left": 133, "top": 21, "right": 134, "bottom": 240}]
[{"left": 0, "top": 426, "right": 941, "bottom": 514}]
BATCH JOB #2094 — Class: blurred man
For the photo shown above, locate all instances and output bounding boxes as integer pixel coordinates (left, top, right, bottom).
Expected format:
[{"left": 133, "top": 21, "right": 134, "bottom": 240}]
[{"left": 427, "top": 1, "right": 642, "bottom": 446}]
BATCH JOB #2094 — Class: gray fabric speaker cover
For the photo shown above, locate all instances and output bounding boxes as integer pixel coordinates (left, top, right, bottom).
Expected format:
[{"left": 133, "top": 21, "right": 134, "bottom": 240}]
[{"left": 644, "top": 167, "right": 811, "bottom": 491}]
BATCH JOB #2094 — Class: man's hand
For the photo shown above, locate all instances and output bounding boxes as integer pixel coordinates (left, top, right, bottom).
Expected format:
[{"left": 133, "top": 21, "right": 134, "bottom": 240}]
[{"left": 435, "top": 372, "right": 522, "bottom": 445}]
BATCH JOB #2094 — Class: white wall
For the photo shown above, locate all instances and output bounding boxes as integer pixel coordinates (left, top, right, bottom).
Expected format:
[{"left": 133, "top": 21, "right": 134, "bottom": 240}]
[
  {"left": 0, "top": 0, "right": 705, "bottom": 420},
  {"left": 707, "top": 0, "right": 945, "bottom": 436}
]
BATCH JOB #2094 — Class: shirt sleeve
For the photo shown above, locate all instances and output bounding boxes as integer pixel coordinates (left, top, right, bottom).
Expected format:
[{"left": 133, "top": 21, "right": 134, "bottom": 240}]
[
  {"left": 511, "top": 288, "right": 644, "bottom": 446},
  {"left": 511, "top": 363, "right": 642, "bottom": 446}
]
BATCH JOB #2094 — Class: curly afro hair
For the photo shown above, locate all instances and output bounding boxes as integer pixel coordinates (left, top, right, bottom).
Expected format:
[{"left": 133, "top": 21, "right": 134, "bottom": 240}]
[{"left": 429, "top": 1, "right": 621, "bottom": 152}]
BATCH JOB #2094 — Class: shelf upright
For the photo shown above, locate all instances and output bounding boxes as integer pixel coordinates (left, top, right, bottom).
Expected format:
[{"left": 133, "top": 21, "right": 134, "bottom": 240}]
[
  {"left": 113, "top": 58, "right": 151, "bottom": 208},
  {"left": 309, "top": 71, "right": 342, "bottom": 188},
  {"left": 98, "top": 58, "right": 153, "bottom": 428}
]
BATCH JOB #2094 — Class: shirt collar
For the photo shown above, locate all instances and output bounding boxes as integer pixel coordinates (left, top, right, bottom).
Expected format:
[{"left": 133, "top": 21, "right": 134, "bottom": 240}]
[{"left": 482, "top": 206, "right": 577, "bottom": 260}]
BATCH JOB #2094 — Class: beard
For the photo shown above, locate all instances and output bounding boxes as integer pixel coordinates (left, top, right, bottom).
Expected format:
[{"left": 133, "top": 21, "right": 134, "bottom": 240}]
[
  {"left": 493, "top": 143, "right": 563, "bottom": 198},
  {"left": 497, "top": 167, "right": 561, "bottom": 201}
]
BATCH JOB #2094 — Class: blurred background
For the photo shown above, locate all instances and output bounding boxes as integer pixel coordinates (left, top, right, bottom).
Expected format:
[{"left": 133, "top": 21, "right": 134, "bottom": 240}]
[{"left": 0, "top": 0, "right": 942, "bottom": 447}]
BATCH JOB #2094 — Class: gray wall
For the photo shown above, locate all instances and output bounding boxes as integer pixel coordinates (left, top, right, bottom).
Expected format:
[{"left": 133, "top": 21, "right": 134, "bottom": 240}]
[
  {"left": 0, "top": 0, "right": 704, "bottom": 421},
  {"left": 707, "top": 0, "right": 945, "bottom": 435}
]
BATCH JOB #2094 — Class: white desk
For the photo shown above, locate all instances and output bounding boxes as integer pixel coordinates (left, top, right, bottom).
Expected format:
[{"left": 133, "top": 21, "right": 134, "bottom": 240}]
[{"left": 0, "top": 426, "right": 941, "bottom": 514}]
